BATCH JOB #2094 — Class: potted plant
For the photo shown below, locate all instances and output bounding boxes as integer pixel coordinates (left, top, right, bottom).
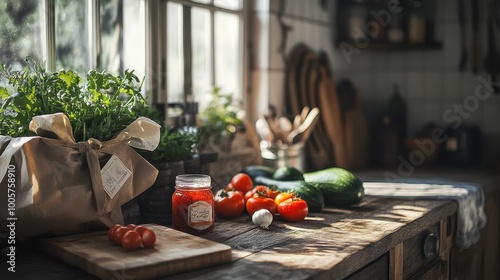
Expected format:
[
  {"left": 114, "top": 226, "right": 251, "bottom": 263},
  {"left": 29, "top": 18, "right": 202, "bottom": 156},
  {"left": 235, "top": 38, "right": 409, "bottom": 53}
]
[
  {"left": 0, "top": 58, "right": 148, "bottom": 141},
  {"left": 198, "top": 86, "right": 245, "bottom": 153},
  {"left": 0, "top": 58, "right": 161, "bottom": 237}
]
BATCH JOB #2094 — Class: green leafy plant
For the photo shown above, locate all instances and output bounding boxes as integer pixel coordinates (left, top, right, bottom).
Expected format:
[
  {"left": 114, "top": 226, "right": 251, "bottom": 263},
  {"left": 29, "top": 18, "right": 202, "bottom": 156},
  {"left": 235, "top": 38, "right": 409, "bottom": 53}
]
[
  {"left": 199, "top": 86, "right": 244, "bottom": 151},
  {"left": 140, "top": 128, "right": 199, "bottom": 163},
  {"left": 134, "top": 104, "right": 200, "bottom": 163},
  {"left": 0, "top": 58, "right": 146, "bottom": 142}
]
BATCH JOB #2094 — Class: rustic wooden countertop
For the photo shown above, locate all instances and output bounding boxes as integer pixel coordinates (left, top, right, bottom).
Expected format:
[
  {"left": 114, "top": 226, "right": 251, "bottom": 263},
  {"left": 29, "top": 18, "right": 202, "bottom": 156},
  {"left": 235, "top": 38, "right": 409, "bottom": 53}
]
[
  {"left": 170, "top": 197, "right": 457, "bottom": 280},
  {"left": 1, "top": 197, "right": 456, "bottom": 280},
  {"left": 2, "top": 167, "right": 498, "bottom": 280}
]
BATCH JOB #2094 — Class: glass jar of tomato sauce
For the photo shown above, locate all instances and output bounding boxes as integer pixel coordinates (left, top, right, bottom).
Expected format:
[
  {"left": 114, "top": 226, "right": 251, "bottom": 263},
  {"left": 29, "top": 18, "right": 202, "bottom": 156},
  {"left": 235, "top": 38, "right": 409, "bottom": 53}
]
[{"left": 172, "top": 174, "right": 214, "bottom": 235}]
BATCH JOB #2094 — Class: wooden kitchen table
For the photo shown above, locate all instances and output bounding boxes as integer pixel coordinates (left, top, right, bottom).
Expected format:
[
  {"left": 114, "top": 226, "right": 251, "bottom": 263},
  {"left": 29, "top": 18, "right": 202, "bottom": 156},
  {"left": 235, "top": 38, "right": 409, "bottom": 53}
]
[
  {"left": 1, "top": 197, "right": 457, "bottom": 280},
  {"left": 2, "top": 167, "right": 498, "bottom": 279}
]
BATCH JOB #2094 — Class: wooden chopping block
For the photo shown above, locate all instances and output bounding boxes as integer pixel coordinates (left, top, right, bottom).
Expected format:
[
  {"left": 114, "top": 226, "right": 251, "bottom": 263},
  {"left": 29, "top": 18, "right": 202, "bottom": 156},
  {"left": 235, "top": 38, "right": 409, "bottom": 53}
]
[
  {"left": 301, "top": 51, "right": 333, "bottom": 169},
  {"left": 37, "top": 224, "right": 232, "bottom": 280},
  {"left": 318, "top": 66, "right": 350, "bottom": 168},
  {"left": 285, "top": 44, "right": 310, "bottom": 116}
]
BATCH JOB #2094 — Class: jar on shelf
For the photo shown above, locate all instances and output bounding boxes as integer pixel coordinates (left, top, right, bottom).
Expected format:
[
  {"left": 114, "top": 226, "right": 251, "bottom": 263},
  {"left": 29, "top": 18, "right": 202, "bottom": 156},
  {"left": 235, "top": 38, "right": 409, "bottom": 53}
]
[
  {"left": 408, "top": 0, "right": 426, "bottom": 43},
  {"left": 172, "top": 174, "right": 214, "bottom": 235},
  {"left": 348, "top": 0, "right": 368, "bottom": 41}
]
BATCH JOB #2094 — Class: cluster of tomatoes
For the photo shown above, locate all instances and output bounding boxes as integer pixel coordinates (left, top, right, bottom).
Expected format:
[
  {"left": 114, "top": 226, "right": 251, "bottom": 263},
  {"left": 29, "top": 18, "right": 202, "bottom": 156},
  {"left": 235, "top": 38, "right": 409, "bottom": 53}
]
[
  {"left": 107, "top": 224, "right": 156, "bottom": 251},
  {"left": 214, "top": 173, "right": 309, "bottom": 222}
]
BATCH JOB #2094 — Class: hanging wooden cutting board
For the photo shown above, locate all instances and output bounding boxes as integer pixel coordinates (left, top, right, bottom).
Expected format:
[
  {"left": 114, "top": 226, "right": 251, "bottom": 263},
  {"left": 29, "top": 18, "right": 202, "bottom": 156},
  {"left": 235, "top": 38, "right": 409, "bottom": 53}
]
[
  {"left": 304, "top": 55, "right": 334, "bottom": 169},
  {"left": 336, "top": 78, "right": 369, "bottom": 169},
  {"left": 37, "top": 224, "right": 232, "bottom": 280},
  {"left": 317, "top": 66, "right": 350, "bottom": 168},
  {"left": 344, "top": 95, "right": 369, "bottom": 168},
  {"left": 285, "top": 43, "right": 310, "bottom": 116}
]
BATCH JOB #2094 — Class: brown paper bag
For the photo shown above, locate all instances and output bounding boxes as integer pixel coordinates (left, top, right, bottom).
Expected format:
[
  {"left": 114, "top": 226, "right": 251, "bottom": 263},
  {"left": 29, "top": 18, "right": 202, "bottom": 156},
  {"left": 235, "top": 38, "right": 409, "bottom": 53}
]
[{"left": 0, "top": 113, "right": 160, "bottom": 237}]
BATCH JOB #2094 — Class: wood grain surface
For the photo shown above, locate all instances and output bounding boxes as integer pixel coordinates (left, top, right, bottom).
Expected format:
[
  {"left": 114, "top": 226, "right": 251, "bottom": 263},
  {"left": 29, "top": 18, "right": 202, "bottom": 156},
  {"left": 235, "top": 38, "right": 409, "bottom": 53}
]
[
  {"left": 3, "top": 168, "right": 498, "bottom": 280},
  {"left": 36, "top": 224, "right": 232, "bottom": 280},
  {"left": 167, "top": 196, "right": 457, "bottom": 280}
]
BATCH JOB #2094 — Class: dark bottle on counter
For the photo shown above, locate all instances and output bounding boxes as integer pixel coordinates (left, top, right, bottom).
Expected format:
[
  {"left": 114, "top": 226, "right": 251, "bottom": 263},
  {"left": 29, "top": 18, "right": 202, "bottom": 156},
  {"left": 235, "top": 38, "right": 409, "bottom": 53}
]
[
  {"left": 390, "top": 84, "right": 407, "bottom": 161},
  {"left": 373, "top": 114, "right": 400, "bottom": 166},
  {"left": 372, "top": 85, "right": 408, "bottom": 166},
  {"left": 388, "top": 84, "right": 407, "bottom": 142}
]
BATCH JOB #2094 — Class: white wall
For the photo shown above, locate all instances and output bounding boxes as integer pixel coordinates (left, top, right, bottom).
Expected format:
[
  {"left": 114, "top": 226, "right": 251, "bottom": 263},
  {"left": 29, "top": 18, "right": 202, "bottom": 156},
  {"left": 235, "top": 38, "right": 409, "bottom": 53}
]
[
  {"left": 249, "top": 0, "right": 334, "bottom": 120},
  {"left": 252, "top": 0, "right": 500, "bottom": 164}
]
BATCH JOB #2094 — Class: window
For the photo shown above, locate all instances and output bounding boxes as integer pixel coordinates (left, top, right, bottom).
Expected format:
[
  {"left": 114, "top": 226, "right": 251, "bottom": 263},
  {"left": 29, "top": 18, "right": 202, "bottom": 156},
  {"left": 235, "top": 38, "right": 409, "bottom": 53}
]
[
  {"left": 0, "top": 0, "right": 43, "bottom": 70},
  {"left": 0, "top": 0, "right": 146, "bottom": 87},
  {"left": 161, "top": 0, "right": 246, "bottom": 112},
  {"left": 0, "top": 0, "right": 245, "bottom": 113}
]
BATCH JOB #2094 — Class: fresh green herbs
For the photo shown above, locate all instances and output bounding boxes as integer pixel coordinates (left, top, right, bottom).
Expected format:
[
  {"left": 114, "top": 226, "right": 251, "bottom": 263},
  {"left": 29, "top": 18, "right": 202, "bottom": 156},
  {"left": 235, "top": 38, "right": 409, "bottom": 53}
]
[
  {"left": 0, "top": 58, "right": 146, "bottom": 142},
  {"left": 199, "top": 86, "right": 243, "bottom": 151},
  {"left": 140, "top": 128, "right": 199, "bottom": 163}
]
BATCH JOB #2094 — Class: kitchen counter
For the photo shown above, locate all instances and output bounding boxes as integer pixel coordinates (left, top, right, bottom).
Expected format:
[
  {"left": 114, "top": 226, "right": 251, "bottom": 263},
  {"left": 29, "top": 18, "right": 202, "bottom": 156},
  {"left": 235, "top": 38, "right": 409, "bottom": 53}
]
[{"left": 1, "top": 167, "right": 498, "bottom": 279}]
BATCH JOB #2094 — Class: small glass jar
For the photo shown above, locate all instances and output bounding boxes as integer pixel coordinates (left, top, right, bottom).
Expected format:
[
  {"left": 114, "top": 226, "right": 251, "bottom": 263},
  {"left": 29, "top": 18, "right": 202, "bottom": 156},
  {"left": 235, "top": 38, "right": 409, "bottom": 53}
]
[{"left": 172, "top": 174, "right": 214, "bottom": 235}]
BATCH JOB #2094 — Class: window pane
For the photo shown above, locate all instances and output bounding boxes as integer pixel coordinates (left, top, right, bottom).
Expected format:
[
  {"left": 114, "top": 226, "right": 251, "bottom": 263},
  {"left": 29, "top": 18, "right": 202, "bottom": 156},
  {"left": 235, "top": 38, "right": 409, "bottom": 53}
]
[
  {"left": 0, "top": 0, "right": 43, "bottom": 69},
  {"left": 100, "top": 0, "right": 146, "bottom": 79},
  {"left": 122, "top": 0, "right": 146, "bottom": 84},
  {"left": 191, "top": 7, "right": 211, "bottom": 111},
  {"left": 55, "top": 0, "right": 89, "bottom": 74},
  {"left": 214, "top": 11, "right": 240, "bottom": 99},
  {"left": 101, "top": 0, "right": 122, "bottom": 73},
  {"left": 214, "top": 0, "right": 242, "bottom": 10},
  {"left": 167, "top": 2, "right": 184, "bottom": 103}
]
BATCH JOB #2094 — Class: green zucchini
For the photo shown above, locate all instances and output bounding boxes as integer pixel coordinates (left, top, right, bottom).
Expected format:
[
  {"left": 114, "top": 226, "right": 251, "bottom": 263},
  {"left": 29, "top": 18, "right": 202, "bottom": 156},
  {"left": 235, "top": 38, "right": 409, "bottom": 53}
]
[
  {"left": 254, "top": 176, "right": 324, "bottom": 212},
  {"left": 241, "top": 165, "right": 275, "bottom": 181},
  {"left": 272, "top": 166, "right": 304, "bottom": 181},
  {"left": 303, "top": 167, "right": 364, "bottom": 206}
]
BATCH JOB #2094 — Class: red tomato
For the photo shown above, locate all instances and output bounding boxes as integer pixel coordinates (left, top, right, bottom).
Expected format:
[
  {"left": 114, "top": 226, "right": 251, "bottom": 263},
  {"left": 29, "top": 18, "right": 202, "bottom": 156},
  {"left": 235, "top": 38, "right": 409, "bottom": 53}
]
[
  {"left": 141, "top": 229, "right": 156, "bottom": 248},
  {"left": 107, "top": 224, "right": 122, "bottom": 241},
  {"left": 246, "top": 194, "right": 277, "bottom": 216},
  {"left": 274, "top": 192, "right": 296, "bottom": 206},
  {"left": 134, "top": 225, "right": 148, "bottom": 235},
  {"left": 121, "top": 230, "right": 142, "bottom": 250},
  {"left": 278, "top": 198, "right": 308, "bottom": 222},
  {"left": 244, "top": 185, "right": 269, "bottom": 203},
  {"left": 230, "top": 173, "right": 253, "bottom": 193},
  {"left": 112, "top": 226, "right": 130, "bottom": 245},
  {"left": 214, "top": 189, "right": 245, "bottom": 218},
  {"left": 125, "top": 224, "right": 137, "bottom": 229},
  {"left": 266, "top": 186, "right": 281, "bottom": 200}
]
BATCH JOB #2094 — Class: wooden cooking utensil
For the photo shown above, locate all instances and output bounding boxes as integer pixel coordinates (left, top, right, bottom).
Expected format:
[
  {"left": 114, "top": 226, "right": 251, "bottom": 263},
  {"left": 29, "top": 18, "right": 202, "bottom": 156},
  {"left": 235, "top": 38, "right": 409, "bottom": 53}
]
[
  {"left": 288, "top": 107, "right": 320, "bottom": 144},
  {"left": 279, "top": 116, "right": 293, "bottom": 133}
]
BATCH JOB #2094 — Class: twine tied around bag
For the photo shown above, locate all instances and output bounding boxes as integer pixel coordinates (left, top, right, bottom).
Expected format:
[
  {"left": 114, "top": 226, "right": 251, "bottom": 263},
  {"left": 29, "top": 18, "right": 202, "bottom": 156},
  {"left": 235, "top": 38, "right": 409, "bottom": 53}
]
[{"left": 77, "top": 139, "right": 103, "bottom": 154}]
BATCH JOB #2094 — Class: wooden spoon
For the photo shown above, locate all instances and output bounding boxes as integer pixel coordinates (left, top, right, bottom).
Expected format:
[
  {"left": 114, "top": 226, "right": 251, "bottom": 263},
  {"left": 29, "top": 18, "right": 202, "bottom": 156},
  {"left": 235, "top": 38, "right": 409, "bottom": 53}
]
[
  {"left": 256, "top": 118, "right": 273, "bottom": 143},
  {"left": 288, "top": 107, "right": 320, "bottom": 144},
  {"left": 292, "top": 114, "right": 302, "bottom": 130},
  {"left": 279, "top": 116, "right": 293, "bottom": 133}
]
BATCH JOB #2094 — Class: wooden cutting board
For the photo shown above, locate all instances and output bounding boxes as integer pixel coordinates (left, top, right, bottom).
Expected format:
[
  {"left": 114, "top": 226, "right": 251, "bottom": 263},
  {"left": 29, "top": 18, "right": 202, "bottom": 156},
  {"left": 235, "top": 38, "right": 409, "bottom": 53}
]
[
  {"left": 317, "top": 66, "right": 350, "bottom": 168},
  {"left": 37, "top": 224, "right": 232, "bottom": 279}
]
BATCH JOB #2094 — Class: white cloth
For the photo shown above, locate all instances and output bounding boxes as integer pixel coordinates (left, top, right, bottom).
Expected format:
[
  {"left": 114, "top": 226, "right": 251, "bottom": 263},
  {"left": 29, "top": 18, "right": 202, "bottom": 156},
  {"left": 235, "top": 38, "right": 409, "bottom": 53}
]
[{"left": 363, "top": 179, "right": 486, "bottom": 251}]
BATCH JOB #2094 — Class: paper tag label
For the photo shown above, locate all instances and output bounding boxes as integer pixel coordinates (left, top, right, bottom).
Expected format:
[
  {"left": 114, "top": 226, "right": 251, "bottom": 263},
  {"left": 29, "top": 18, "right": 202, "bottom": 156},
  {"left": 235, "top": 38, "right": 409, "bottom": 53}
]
[
  {"left": 101, "top": 155, "right": 132, "bottom": 199},
  {"left": 188, "top": 201, "right": 213, "bottom": 230}
]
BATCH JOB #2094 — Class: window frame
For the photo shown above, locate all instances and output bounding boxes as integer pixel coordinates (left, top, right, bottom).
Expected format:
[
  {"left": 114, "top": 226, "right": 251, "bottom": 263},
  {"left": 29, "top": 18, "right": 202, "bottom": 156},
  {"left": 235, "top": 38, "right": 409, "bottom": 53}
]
[
  {"left": 34, "top": 0, "right": 250, "bottom": 117},
  {"left": 148, "top": 0, "right": 249, "bottom": 114},
  {"left": 43, "top": 0, "right": 102, "bottom": 72}
]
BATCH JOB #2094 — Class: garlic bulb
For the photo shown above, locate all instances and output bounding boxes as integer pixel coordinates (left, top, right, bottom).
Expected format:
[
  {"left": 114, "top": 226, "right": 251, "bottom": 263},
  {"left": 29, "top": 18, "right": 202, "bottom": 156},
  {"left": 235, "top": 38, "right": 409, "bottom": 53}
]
[{"left": 252, "top": 209, "right": 273, "bottom": 229}]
